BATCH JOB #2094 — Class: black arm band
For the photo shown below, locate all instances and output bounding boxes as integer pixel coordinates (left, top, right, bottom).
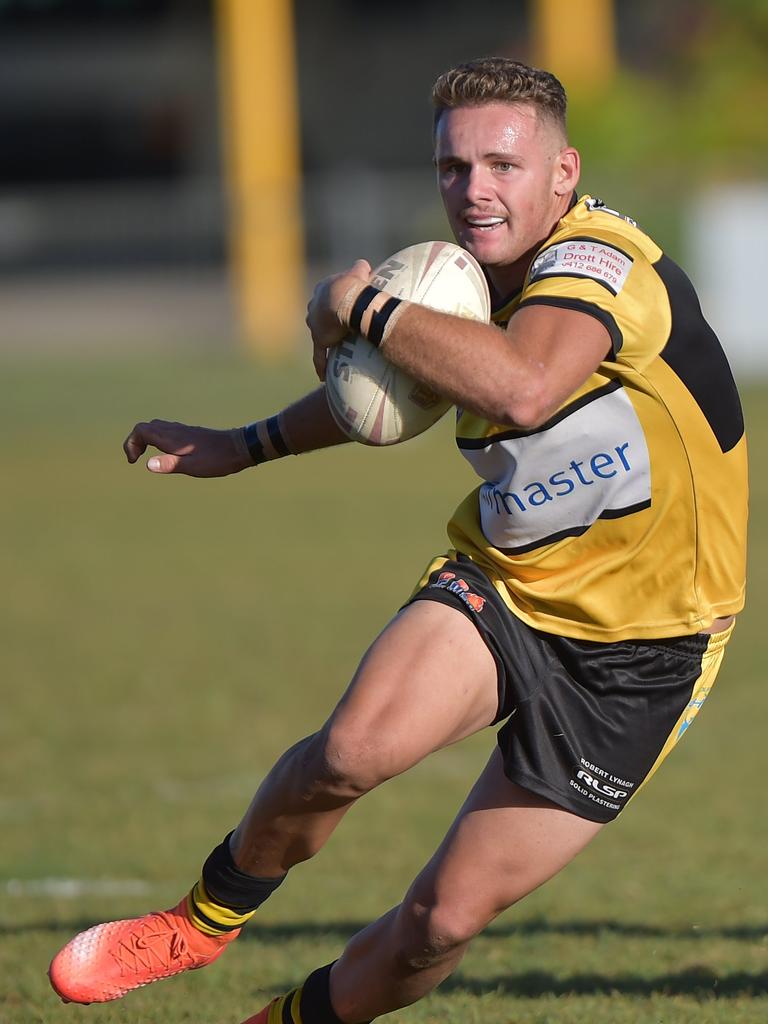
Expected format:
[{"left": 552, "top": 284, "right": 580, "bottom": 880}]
[
  {"left": 243, "top": 417, "right": 292, "bottom": 464},
  {"left": 243, "top": 422, "right": 266, "bottom": 464},
  {"left": 266, "top": 414, "right": 291, "bottom": 457},
  {"left": 348, "top": 285, "right": 381, "bottom": 334},
  {"left": 367, "top": 296, "right": 402, "bottom": 347}
]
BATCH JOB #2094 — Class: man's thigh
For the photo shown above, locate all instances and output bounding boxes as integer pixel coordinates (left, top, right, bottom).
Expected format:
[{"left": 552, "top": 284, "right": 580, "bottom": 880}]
[
  {"left": 405, "top": 747, "right": 604, "bottom": 933},
  {"left": 323, "top": 600, "right": 500, "bottom": 778}
]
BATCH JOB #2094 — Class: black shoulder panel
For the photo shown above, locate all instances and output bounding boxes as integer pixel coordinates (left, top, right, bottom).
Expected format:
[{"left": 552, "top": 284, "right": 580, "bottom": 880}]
[{"left": 654, "top": 254, "right": 744, "bottom": 453}]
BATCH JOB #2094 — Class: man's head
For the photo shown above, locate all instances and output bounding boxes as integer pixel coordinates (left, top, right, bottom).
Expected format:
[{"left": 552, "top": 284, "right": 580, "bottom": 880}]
[{"left": 431, "top": 57, "right": 579, "bottom": 296}]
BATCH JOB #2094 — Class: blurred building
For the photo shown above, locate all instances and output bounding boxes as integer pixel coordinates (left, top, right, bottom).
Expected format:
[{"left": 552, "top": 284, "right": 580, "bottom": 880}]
[
  {"left": 1, "top": 0, "right": 764, "bottom": 370},
  {"left": 0, "top": 0, "right": 221, "bottom": 270},
  {"left": 0, "top": 0, "right": 530, "bottom": 274}
]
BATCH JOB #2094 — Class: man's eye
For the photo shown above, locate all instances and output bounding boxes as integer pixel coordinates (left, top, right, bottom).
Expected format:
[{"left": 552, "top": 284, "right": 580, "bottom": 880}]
[{"left": 494, "top": 161, "right": 513, "bottom": 172}]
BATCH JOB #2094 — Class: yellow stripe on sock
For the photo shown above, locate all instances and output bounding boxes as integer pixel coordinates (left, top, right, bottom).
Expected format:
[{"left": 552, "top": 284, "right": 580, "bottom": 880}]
[
  {"left": 267, "top": 997, "right": 285, "bottom": 1024},
  {"left": 289, "top": 988, "right": 304, "bottom": 1024},
  {"left": 265, "top": 986, "right": 303, "bottom": 1024},
  {"left": 268, "top": 999, "right": 284, "bottom": 1024},
  {"left": 187, "top": 879, "right": 257, "bottom": 936}
]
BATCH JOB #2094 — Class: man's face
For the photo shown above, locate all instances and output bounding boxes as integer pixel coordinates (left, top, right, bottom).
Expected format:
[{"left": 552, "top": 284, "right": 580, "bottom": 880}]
[{"left": 434, "top": 102, "right": 577, "bottom": 294}]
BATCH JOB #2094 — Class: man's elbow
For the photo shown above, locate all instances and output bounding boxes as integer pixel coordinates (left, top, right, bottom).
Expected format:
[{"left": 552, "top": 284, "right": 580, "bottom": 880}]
[{"left": 495, "top": 389, "right": 553, "bottom": 431}]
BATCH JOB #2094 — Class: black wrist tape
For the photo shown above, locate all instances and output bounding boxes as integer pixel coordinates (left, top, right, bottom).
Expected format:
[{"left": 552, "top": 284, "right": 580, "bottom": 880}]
[
  {"left": 243, "top": 417, "right": 292, "bottom": 464},
  {"left": 202, "top": 832, "right": 286, "bottom": 912},
  {"left": 243, "top": 422, "right": 267, "bottom": 464},
  {"left": 367, "top": 296, "right": 402, "bottom": 347},
  {"left": 266, "top": 414, "right": 291, "bottom": 457},
  {"left": 348, "top": 285, "right": 380, "bottom": 334}
]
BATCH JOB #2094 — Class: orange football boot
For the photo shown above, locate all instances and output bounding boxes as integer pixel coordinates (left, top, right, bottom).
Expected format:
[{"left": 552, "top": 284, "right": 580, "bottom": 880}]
[{"left": 48, "top": 898, "right": 239, "bottom": 1004}]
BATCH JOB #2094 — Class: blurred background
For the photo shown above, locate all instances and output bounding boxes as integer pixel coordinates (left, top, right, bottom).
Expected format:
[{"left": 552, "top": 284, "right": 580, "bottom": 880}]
[{"left": 1, "top": 0, "right": 766, "bottom": 369}]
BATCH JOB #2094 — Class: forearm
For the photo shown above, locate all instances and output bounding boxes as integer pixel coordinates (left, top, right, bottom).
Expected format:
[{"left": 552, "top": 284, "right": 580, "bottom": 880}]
[
  {"left": 336, "top": 282, "right": 529, "bottom": 424},
  {"left": 124, "top": 387, "right": 350, "bottom": 478},
  {"left": 378, "top": 303, "right": 523, "bottom": 422},
  {"left": 238, "top": 386, "right": 350, "bottom": 465}
]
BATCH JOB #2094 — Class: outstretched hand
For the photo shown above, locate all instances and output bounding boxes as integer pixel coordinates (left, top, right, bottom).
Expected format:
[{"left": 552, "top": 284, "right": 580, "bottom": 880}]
[
  {"left": 305, "top": 259, "right": 371, "bottom": 380},
  {"left": 123, "top": 420, "right": 251, "bottom": 478}
]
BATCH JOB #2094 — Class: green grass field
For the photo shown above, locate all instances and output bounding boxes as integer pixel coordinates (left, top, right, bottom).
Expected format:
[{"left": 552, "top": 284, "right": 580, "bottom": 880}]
[{"left": 1, "top": 352, "right": 766, "bottom": 1024}]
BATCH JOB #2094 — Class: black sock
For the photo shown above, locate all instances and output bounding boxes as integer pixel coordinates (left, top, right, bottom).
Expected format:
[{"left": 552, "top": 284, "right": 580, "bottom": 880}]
[
  {"left": 187, "top": 831, "right": 286, "bottom": 936},
  {"left": 271, "top": 962, "right": 372, "bottom": 1024}
]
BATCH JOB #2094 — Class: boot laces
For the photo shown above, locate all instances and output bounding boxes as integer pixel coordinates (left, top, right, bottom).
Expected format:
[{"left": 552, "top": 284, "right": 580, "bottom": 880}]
[{"left": 110, "top": 915, "right": 194, "bottom": 976}]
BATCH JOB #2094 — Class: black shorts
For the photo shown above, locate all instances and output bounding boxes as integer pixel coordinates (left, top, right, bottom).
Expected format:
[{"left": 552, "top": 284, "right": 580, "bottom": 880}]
[{"left": 407, "top": 555, "right": 730, "bottom": 823}]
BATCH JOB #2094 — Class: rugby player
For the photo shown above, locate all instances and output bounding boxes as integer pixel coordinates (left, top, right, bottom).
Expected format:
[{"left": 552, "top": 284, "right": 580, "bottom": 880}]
[{"left": 49, "top": 57, "right": 747, "bottom": 1024}]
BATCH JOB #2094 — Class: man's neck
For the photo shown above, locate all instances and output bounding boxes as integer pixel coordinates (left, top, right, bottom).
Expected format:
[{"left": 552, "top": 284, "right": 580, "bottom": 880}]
[{"left": 484, "top": 191, "right": 575, "bottom": 304}]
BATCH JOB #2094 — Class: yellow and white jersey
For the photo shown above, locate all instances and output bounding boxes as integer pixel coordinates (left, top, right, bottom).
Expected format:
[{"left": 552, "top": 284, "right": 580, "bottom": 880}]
[{"left": 448, "top": 194, "right": 748, "bottom": 641}]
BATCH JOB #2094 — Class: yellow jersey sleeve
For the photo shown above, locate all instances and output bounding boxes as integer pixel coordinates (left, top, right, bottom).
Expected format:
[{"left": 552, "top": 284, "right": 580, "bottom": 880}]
[{"left": 518, "top": 200, "right": 669, "bottom": 369}]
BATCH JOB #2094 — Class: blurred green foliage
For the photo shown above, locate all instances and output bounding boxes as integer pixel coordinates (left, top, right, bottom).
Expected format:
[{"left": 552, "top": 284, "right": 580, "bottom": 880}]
[
  {"left": 571, "top": 1, "right": 768, "bottom": 181},
  {"left": 561, "top": 0, "right": 768, "bottom": 256}
]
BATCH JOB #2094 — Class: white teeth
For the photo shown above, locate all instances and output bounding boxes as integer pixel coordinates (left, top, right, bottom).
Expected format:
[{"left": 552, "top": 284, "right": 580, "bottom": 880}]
[{"left": 466, "top": 216, "right": 505, "bottom": 227}]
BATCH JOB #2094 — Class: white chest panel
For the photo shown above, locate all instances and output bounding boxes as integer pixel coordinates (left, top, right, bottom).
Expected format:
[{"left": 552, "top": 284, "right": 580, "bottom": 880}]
[{"left": 462, "top": 384, "right": 652, "bottom": 554}]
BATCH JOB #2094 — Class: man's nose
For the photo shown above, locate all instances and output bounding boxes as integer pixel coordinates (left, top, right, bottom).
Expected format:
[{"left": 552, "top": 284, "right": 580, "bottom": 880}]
[{"left": 464, "top": 165, "right": 493, "bottom": 205}]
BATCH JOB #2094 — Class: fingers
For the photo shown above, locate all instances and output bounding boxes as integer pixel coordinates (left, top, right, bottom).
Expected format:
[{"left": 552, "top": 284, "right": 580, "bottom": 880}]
[
  {"left": 146, "top": 453, "right": 182, "bottom": 474},
  {"left": 350, "top": 258, "right": 372, "bottom": 280},
  {"left": 313, "top": 342, "right": 328, "bottom": 382},
  {"left": 123, "top": 420, "right": 193, "bottom": 467},
  {"left": 122, "top": 421, "right": 247, "bottom": 478},
  {"left": 123, "top": 423, "right": 150, "bottom": 463},
  {"left": 305, "top": 260, "right": 370, "bottom": 379}
]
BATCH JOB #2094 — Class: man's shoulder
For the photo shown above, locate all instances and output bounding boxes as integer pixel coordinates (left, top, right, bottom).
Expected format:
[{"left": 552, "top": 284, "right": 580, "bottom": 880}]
[
  {"left": 522, "top": 195, "right": 664, "bottom": 301},
  {"left": 548, "top": 194, "right": 662, "bottom": 262}
]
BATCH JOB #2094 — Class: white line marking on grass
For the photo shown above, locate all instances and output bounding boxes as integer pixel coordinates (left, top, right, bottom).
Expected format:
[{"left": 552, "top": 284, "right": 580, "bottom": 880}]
[{"left": 4, "top": 878, "right": 152, "bottom": 898}]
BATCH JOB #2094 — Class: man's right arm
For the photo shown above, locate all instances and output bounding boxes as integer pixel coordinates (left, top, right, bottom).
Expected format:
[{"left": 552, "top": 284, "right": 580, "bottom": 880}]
[{"left": 123, "top": 386, "right": 350, "bottom": 478}]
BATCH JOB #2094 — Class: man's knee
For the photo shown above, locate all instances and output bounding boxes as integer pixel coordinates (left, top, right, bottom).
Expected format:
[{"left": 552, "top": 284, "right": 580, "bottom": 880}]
[
  {"left": 393, "top": 892, "right": 488, "bottom": 971},
  {"left": 297, "top": 726, "right": 391, "bottom": 802}
]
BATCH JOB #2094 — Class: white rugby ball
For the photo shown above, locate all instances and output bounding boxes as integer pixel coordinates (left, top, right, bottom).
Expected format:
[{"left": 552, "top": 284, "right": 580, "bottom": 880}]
[{"left": 325, "top": 240, "right": 490, "bottom": 445}]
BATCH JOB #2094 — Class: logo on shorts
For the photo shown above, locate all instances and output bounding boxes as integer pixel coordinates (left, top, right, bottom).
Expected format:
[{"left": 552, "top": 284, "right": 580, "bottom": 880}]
[
  {"left": 574, "top": 769, "right": 628, "bottom": 801},
  {"left": 568, "top": 757, "right": 635, "bottom": 812},
  {"left": 676, "top": 685, "right": 712, "bottom": 739},
  {"left": 429, "top": 571, "right": 486, "bottom": 613}
]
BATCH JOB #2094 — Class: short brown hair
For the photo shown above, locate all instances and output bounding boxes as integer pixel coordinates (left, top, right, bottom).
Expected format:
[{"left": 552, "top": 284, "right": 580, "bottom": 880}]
[{"left": 432, "top": 57, "right": 567, "bottom": 136}]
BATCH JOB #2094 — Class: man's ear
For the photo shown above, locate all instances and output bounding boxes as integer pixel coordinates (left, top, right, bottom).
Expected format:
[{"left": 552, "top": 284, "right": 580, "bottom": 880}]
[{"left": 554, "top": 146, "right": 580, "bottom": 195}]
